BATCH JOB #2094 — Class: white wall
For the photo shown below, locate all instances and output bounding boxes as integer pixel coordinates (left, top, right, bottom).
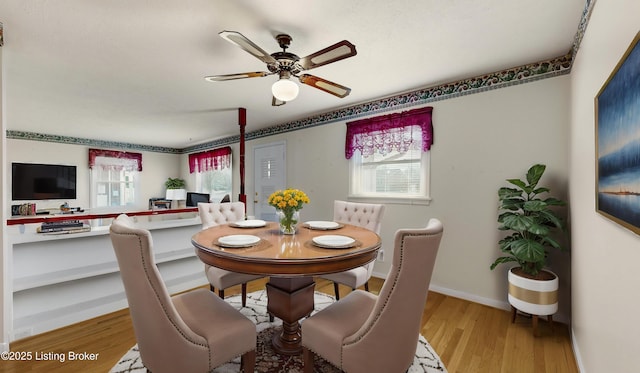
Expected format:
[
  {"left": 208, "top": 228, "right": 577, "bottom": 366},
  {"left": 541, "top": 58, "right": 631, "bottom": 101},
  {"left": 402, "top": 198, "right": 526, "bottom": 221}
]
[
  {"left": 570, "top": 1, "right": 640, "bottom": 372},
  {"left": 425, "top": 77, "right": 570, "bottom": 315},
  {"left": 6, "top": 139, "right": 182, "bottom": 212},
  {"left": 244, "top": 75, "right": 571, "bottom": 320}
]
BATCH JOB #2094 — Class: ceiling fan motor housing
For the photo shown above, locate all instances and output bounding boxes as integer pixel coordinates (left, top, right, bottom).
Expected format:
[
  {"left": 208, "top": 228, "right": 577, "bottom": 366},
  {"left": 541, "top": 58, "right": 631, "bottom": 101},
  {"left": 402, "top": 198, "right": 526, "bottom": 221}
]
[
  {"left": 268, "top": 34, "right": 304, "bottom": 75},
  {"left": 268, "top": 52, "right": 303, "bottom": 75}
]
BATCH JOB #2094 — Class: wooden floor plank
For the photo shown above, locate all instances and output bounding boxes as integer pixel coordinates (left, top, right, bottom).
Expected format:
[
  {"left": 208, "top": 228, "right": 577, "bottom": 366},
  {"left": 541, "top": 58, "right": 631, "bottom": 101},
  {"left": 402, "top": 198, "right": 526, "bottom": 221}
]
[{"left": 8, "top": 277, "right": 578, "bottom": 373}]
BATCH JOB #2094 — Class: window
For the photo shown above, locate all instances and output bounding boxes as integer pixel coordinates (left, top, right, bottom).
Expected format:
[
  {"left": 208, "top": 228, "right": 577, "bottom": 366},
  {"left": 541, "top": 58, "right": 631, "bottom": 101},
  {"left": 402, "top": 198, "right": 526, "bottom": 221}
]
[
  {"left": 89, "top": 149, "right": 142, "bottom": 209},
  {"left": 195, "top": 166, "right": 232, "bottom": 202},
  {"left": 346, "top": 107, "right": 433, "bottom": 202},
  {"left": 189, "top": 147, "right": 233, "bottom": 202},
  {"left": 349, "top": 128, "right": 430, "bottom": 199}
]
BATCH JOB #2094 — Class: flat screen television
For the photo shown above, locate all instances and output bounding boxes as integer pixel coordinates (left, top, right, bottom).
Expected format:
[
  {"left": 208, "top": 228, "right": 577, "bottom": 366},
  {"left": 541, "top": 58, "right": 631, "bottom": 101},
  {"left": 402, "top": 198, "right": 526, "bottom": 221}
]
[
  {"left": 186, "top": 192, "right": 210, "bottom": 207},
  {"left": 12, "top": 162, "right": 77, "bottom": 201}
]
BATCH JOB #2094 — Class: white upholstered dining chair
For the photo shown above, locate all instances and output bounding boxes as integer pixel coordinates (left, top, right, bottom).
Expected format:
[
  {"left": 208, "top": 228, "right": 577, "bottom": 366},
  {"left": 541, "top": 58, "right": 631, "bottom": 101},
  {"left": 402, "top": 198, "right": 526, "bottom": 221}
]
[
  {"left": 320, "top": 200, "right": 385, "bottom": 300},
  {"left": 110, "top": 214, "right": 256, "bottom": 373},
  {"left": 302, "top": 218, "right": 444, "bottom": 373},
  {"left": 198, "top": 202, "right": 264, "bottom": 307}
]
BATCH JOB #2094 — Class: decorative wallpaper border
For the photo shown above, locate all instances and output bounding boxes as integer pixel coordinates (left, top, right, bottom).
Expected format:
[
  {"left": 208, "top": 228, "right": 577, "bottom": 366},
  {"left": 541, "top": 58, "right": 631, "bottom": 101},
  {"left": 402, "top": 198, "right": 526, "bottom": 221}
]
[
  {"left": 6, "top": 130, "right": 183, "bottom": 154},
  {"left": 7, "top": 0, "right": 593, "bottom": 155},
  {"left": 570, "top": 0, "right": 597, "bottom": 61},
  {"left": 185, "top": 53, "right": 572, "bottom": 154}
]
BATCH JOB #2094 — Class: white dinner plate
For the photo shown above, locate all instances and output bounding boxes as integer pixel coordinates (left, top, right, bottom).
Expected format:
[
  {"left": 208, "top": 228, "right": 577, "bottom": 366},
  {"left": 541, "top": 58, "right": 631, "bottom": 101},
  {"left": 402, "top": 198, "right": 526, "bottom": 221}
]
[
  {"left": 217, "top": 235, "right": 261, "bottom": 248},
  {"left": 305, "top": 221, "right": 342, "bottom": 230},
  {"left": 231, "top": 219, "right": 267, "bottom": 228},
  {"left": 312, "top": 235, "right": 356, "bottom": 249}
]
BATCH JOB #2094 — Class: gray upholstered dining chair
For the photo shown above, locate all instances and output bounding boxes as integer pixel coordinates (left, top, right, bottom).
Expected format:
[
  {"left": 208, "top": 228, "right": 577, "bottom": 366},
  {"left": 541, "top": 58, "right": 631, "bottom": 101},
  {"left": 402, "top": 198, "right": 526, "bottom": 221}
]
[
  {"left": 198, "top": 201, "right": 264, "bottom": 307},
  {"left": 109, "top": 214, "right": 256, "bottom": 373},
  {"left": 302, "top": 218, "right": 443, "bottom": 373},
  {"left": 319, "top": 200, "right": 385, "bottom": 300}
]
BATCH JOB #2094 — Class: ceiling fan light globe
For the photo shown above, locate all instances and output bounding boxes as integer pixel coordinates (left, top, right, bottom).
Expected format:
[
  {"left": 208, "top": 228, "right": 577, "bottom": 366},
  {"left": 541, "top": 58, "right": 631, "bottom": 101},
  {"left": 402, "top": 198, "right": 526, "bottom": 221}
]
[{"left": 272, "top": 79, "right": 299, "bottom": 101}]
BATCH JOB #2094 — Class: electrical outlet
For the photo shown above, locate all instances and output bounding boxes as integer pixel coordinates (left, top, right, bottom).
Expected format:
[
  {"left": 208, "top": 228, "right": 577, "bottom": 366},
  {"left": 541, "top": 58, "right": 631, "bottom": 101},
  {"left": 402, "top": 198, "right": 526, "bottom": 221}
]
[{"left": 377, "top": 250, "right": 384, "bottom": 262}]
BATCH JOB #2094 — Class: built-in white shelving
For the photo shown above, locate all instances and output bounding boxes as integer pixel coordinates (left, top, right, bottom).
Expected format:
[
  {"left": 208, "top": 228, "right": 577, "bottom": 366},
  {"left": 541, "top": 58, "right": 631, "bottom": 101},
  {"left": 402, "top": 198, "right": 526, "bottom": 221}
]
[{"left": 6, "top": 212, "right": 208, "bottom": 342}]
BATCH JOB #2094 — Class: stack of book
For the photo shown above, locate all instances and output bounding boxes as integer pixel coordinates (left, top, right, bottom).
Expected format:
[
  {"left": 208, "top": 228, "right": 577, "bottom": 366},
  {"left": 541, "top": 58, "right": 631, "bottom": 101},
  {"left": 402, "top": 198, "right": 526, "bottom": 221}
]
[{"left": 37, "top": 220, "right": 91, "bottom": 234}]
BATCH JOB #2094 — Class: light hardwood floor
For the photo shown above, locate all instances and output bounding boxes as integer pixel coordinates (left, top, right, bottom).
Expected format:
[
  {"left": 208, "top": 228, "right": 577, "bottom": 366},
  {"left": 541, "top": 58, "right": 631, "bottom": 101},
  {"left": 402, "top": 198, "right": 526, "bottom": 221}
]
[{"left": 5, "top": 277, "right": 578, "bottom": 373}]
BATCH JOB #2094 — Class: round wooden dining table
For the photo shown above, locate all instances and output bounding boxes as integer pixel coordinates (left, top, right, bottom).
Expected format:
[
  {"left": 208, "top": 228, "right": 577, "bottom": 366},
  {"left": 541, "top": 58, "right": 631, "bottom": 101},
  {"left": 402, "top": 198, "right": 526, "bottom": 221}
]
[{"left": 191, "top": 221, "right": 381, "bottom": 355}]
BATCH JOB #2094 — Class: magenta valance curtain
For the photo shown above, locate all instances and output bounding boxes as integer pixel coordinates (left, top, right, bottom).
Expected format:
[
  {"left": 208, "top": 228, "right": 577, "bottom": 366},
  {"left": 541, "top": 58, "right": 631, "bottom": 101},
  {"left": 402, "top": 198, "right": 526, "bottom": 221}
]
[
  {"left": 88, "top": 148, "right": 143, "bottom": 171},
  {"left": 345, "top": 106, "right": 433, "bottom": 159},
  {"left": 189, "top": 146, "right": 232, "bottom": 173}
]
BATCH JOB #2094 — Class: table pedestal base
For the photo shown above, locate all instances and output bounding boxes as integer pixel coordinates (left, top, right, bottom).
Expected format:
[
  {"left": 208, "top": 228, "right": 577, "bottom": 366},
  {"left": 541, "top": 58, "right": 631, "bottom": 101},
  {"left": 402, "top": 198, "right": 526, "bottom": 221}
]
[{"left": 266, "top": 276, "right": 315, "bottom": 355}]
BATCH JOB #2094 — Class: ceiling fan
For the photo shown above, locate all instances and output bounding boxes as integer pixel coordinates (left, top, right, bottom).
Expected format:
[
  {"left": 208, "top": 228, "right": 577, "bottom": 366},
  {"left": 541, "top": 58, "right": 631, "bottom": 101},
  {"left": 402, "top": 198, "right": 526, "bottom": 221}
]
[{"left": 205, "top": 31, "right": 357, "bottom": 106}]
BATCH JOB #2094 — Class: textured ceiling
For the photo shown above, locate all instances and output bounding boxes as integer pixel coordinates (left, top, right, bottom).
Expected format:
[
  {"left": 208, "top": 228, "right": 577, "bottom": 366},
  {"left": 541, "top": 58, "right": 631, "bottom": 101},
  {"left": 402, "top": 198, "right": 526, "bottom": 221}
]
[{"left": 0, "top": 0, "right": 586, "bottom": 149}]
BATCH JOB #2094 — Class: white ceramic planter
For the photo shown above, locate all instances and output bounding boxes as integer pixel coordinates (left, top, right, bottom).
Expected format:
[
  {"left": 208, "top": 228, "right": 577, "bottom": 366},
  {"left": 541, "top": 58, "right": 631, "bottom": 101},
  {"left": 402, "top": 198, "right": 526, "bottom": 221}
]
[{"left": 508, "top": 268, "right": 558, "bottom": 316}]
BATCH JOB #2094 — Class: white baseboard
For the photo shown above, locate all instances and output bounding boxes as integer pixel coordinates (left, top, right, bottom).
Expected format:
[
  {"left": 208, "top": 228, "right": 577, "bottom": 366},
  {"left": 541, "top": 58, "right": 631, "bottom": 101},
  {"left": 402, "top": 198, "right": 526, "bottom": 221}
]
[
  {"left": 428, "top": 283, "right": 570, "bottom": 325},
  {"left": 571, "top": 328, "right": 585, "bottom": 372},
  {"left": 372, "top": 271, "right": 509, "bottom": 310},
  {"left": 1, "top": 341, "right": 8, "bottom": 353},
  {"left": 428, "top": 283, "right": 512, "bottom": 311},
  {"left": 371, "top": 271, "right": 570, "bottom": 324}
]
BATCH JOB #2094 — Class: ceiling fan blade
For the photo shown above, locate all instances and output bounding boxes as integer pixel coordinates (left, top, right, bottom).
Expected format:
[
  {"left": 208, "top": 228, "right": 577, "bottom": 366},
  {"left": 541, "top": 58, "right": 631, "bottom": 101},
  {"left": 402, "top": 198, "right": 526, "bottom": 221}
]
[
  {"left": 299, "top": 40, "right": 357, "bottom": 70},
  {"left": 298, "top": 74, "right": 351, "bottom": 98},
  {"left": 204, "top": 72, "right": 270, "bottom": 82},
  {"left": 272, "top": 96, "right": 286, "bottom": 106},
  {"left": 219, "top": 31, "right": 277, "bottom": 65}
]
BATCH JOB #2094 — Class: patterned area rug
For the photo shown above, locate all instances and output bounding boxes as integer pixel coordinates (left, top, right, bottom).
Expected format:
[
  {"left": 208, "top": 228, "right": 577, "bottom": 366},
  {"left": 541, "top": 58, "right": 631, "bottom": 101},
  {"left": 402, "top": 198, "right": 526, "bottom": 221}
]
[{"left": 110, "top": 290, "right": 447, "bottom": 373}]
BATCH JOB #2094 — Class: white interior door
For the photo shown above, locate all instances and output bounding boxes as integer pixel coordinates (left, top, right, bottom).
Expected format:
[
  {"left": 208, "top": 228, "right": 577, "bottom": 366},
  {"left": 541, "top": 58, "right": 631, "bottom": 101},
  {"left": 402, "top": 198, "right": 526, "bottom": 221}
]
[{"left": 253, "top": 141, "right": 286, "bottom": 221}]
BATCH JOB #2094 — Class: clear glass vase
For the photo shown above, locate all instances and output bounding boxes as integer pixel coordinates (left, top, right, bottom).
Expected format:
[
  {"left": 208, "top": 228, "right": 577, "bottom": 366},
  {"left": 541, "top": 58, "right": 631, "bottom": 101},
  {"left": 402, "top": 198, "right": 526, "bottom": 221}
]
[{"left": 277, "top": 209, "right": 300, "bottom": 235}]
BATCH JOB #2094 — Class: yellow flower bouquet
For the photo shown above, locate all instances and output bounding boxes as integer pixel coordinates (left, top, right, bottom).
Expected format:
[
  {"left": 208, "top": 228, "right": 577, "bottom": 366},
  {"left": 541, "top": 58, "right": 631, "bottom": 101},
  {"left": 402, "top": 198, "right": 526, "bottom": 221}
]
[{"left": 268, "top": 188, "right": 310, "bottom": 234}]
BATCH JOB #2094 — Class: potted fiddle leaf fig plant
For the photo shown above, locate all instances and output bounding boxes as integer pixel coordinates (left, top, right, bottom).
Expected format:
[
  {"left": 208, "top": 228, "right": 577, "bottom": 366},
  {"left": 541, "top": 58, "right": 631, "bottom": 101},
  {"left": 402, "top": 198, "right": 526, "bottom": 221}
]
[{"left": 490, "top": 164, "right": 567, "bottom": 332}]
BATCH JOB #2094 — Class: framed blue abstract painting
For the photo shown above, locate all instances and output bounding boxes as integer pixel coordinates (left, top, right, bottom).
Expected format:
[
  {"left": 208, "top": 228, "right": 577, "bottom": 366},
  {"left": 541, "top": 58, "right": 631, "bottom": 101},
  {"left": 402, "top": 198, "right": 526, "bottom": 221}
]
[{"left": 596, "top": 31, "right": 640, "bottom": 234}]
